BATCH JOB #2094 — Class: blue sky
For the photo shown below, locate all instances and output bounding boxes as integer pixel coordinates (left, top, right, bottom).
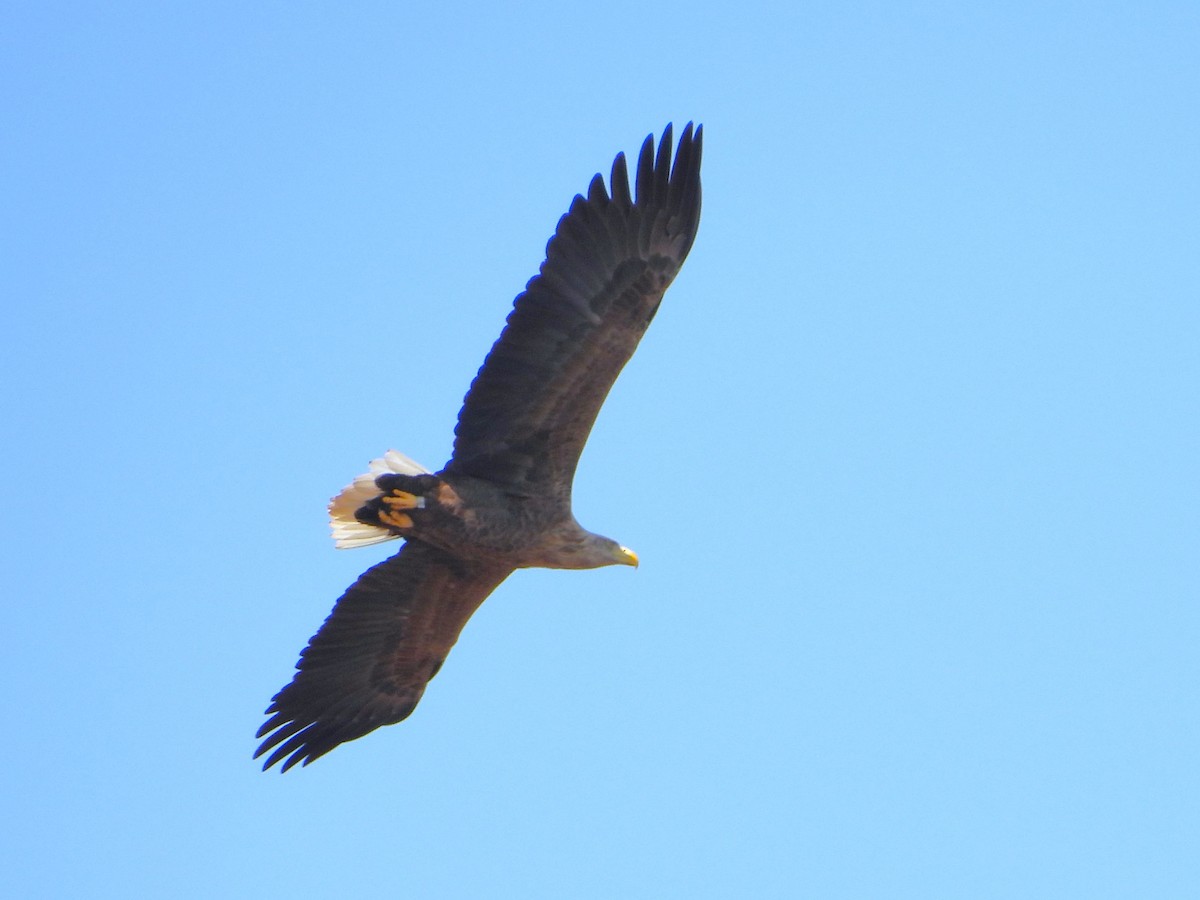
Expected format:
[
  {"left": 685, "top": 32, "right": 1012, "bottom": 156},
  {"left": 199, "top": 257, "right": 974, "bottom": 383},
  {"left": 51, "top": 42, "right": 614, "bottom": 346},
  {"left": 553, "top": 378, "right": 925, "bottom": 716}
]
[{"left": 3, "top": 2, "right": 1197, "bottom": 896}]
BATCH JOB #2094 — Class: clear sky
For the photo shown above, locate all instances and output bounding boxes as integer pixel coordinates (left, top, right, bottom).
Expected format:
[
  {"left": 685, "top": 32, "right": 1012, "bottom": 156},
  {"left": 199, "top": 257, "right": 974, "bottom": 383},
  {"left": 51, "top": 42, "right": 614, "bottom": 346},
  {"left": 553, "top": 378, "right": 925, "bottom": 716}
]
[{"left": 3, "top": 2, "right": 1197, "bottom": 897}]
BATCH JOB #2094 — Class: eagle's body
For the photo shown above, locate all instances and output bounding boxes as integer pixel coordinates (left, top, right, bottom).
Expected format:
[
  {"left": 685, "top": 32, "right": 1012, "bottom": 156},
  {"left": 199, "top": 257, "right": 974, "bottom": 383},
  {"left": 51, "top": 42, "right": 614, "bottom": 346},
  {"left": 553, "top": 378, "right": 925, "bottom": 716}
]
[
  {"left": 257, "top": 123, "right": 703, "bottom": 771},
  {"left": 358, "top": 470, "right": 627, "bottom": 569}
]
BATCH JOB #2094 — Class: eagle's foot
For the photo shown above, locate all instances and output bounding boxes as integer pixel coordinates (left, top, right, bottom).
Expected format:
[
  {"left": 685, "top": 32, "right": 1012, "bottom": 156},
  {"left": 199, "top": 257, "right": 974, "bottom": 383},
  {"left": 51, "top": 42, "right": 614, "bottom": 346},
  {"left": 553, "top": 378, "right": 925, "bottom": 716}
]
[
  {"left": 376, "top": 490, "right": 423, "bottom": 530},
  {"left": 377, "top": 509, "right": 414, "bottom": 530},
  {"left": 382, "top": 489, "right": 424, "bottom": 510}
]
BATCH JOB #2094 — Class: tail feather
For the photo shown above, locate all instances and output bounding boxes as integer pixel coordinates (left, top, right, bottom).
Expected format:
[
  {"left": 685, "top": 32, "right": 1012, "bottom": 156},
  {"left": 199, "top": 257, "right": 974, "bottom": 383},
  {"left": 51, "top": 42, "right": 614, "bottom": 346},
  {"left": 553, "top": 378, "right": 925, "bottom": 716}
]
[{"left": 329, "top": 450, "right": 432, "bottom": 549}]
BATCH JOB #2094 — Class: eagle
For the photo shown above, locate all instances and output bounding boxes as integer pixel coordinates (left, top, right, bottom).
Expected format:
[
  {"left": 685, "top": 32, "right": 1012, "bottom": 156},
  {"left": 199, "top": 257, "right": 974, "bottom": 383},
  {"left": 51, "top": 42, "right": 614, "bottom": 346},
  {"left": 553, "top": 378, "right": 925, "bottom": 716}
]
[{"left": 256, "top": 123, "right": 703, "bottom": 771}]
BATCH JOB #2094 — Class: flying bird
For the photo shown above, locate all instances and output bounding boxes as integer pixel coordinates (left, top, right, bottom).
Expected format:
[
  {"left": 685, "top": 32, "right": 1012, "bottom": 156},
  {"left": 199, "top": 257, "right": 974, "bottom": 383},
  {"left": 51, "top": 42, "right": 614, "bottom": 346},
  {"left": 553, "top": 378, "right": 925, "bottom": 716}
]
[{"left": 256, "top": 123, "right": 703, "bottom": 771}]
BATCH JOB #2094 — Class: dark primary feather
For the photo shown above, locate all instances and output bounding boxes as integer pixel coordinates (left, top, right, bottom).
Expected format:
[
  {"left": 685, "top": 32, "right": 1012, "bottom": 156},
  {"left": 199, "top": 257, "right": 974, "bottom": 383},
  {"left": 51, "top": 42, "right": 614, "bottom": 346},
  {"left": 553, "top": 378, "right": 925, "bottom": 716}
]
[
  {"left": 255, "top": 542, "right": 511, "bottom": 771},
  {"left": 446, "top": 122, "right": 703, "bottom": 496}
]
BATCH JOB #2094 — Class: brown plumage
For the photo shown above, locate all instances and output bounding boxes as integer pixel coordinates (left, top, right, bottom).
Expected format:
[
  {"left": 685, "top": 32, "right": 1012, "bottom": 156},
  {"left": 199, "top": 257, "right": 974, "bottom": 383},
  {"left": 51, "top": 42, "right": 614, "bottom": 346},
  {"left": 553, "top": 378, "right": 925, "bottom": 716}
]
[{"left": 256, "top": 123, "right": 703, "bottom": 771}]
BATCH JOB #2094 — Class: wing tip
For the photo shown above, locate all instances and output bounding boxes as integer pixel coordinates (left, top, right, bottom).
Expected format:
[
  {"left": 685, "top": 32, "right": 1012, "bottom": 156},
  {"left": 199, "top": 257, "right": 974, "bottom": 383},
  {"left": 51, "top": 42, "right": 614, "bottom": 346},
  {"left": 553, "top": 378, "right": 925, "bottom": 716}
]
[{"left": 634, "top": 121, "right": 703, "bottom": 209}]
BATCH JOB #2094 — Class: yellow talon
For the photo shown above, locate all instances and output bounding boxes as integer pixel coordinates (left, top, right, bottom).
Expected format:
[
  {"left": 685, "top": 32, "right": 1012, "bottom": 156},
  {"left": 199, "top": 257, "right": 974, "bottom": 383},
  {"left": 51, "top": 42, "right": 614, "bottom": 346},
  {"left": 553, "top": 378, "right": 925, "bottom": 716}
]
[{"left": 378, "top": 510, "right": 413, "bottom": 529}]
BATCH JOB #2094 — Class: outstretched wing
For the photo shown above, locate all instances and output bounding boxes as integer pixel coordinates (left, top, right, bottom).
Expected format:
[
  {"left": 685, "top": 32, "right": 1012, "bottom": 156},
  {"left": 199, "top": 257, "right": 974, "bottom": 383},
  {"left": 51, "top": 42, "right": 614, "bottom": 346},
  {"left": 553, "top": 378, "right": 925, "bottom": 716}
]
[
  {"left": 445, "top": 122, "right": 703, "bottom": 498},
  {"left": 255, "top": 541, "right": 512, "bottom": 772}
]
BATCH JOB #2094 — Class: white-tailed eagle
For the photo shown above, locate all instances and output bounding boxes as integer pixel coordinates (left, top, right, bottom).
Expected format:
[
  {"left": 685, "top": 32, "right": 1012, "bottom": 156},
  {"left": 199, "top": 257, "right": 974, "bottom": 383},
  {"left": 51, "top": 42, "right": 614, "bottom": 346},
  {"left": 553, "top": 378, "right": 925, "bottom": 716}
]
[{"left": 257, "top": 123, "right": 703, "bottom": 771}]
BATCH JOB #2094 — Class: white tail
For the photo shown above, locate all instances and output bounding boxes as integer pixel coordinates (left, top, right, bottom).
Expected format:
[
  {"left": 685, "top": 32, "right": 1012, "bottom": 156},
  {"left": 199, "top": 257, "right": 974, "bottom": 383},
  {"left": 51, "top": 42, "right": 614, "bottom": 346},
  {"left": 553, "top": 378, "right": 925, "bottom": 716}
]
[{"left": 328, "top": 450, "right": 432, "bottom": 549}]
